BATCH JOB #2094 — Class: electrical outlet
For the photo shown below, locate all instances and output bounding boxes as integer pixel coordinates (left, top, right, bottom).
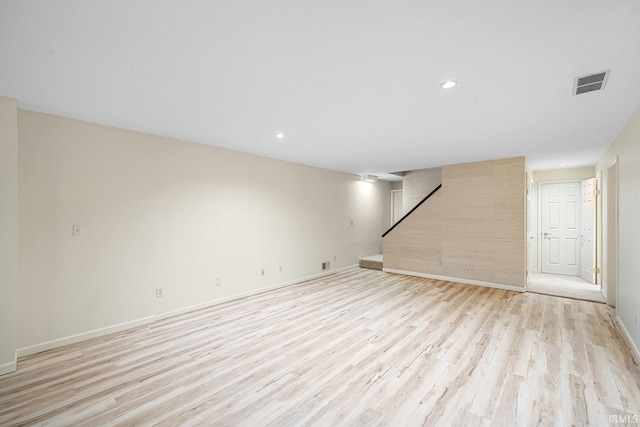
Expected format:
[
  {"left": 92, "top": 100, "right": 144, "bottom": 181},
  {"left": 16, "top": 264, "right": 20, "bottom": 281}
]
[
  {"left": 333, "top": 255, "right": 337, "bottom": 261},
  {"left": 72, "top": 224, "right": 82, "bottom": 237},
  {"left": 466, "top": 263, "right": 472, "bottom": 270},
  {"left": 261, "top": 268, "right": 265, "bottom": 276},
  {"left": 216, "top": 277, "right": 222, "bottom": 286},
  {"left": 279, "top": 265, "right": 283, "bottom": 273},
  {"left": 155, "top": 288, "right": 163, "bottom": 298}
]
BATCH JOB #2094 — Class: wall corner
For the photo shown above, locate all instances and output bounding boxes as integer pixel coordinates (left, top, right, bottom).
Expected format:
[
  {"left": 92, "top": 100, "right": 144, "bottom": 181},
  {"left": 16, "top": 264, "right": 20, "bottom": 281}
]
[{"left": 0, "top": 96, "right": 18, "bottom": 374}]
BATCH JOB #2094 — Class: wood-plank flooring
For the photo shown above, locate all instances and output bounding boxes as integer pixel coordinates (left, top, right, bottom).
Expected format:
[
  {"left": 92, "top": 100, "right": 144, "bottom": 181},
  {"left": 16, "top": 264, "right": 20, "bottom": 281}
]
[{"left": 1, "top": 269, "right": 639, "bottom": 426}]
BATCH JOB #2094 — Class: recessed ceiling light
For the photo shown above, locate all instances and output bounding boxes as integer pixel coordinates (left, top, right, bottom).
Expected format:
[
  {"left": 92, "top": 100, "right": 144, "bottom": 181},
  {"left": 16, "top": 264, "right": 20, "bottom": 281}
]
[
  {"left": 559, "top": 163, "right": 567, "bottom": 167},
  {"left": 440, "top": 80, "right": 457, "bottom": 89},
  {"left": 275, "top": 132, "right": 285, "bottom": 139}
]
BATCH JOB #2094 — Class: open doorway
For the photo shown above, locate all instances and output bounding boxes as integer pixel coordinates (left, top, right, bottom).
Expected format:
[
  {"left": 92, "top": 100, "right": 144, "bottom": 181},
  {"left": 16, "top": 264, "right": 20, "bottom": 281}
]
[
  {"left": 391, "top": 189, "right": 403, "bottom": 226},
  {"left": 527, "top": 172, "right": 604, "bottom": 303}
]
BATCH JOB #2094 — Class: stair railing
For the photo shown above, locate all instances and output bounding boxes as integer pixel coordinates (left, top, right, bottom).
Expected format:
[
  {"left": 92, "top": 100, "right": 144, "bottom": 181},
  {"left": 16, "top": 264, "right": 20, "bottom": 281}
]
[{"left": 382, "top": 184, "right": 442, "bottom": 238}]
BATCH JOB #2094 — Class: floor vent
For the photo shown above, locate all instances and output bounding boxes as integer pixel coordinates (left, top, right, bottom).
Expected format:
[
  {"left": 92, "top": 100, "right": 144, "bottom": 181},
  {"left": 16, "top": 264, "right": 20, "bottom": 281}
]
[{"left": 574, "top": 70, "right": 610, "bottom": 95}]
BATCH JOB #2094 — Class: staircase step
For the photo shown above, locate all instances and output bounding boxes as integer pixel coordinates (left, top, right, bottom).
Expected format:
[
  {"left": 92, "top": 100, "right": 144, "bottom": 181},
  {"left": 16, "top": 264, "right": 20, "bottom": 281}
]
[{"left": 359, "top": 254, "right": 383, "bottom": 270}]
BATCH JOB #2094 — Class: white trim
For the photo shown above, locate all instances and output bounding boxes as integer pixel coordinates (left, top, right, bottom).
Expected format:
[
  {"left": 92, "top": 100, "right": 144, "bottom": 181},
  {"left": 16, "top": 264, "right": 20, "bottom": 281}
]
[
  {"left": 595, "top": 170, "right": 602, "bottom": 287},
  {"left": 606, "top": 156, "right": 619, "bottom": 309},
  {"left": 616, "top": 316, "right": 640, "bottom": 366},
  {"left": 382, "top": 268, "right": 526, "bottom": 293},
  {"left": 153, "top": 265, "right": 359, "bottom": 321},
  {"left": 17, "top": 316, "right": 155, "bottom": 358},
  {"left": 0, "top": 357, "right": 17, "bottom": 376},
  {"left": 16, "top": 265, "right": 358, "bottom": 359}
]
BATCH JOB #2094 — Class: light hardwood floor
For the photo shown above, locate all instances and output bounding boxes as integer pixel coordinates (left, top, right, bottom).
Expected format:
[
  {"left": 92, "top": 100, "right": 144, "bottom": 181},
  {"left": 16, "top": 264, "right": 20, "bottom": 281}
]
[{"left": 1, "top": 269, "right": 639, "bottom": 426}]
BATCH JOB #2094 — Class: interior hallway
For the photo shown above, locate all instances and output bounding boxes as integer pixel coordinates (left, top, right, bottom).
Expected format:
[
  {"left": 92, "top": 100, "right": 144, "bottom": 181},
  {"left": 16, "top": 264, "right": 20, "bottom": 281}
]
[{"left": 527, "top": 272, "right": 606, "bottom": 303}]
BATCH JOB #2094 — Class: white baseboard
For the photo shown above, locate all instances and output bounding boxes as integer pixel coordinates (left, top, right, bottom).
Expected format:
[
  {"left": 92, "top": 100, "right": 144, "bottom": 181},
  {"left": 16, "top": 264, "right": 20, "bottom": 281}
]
[
  {"left": 0, "top": 357, "right": 17, "bottom": 376},
  {"left": 615, "top": 315, "right": 640, "bottom": 366},
  {"left": 17, "top": 265, "right": 359, "bottom": 359},
  {"left": 17, "top": 315, "right": 156, "bottom": 358},
  {"left": 382, "top": 268, "right": 526, "bottom": 293},
  {"left": 601, "top": 289, "right": 611, "bottom": 306},
  {"left": 153, "top": 264, "right": 359, "bottom": 322}
]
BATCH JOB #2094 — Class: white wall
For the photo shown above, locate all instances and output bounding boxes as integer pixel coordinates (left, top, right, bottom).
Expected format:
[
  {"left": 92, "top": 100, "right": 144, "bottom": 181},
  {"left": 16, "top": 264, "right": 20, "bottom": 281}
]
[
  {"left": 532, "top": 167, "right": 595, "bottom": 183},
  {"left": 0, "top": 97, "right": 18, "bottom": 374},
  {"left": 16, "top": 110, "right": 390, "bottom": 356},
  {"left": 596, "top": 105, "right": 640, "bottom": 356}
]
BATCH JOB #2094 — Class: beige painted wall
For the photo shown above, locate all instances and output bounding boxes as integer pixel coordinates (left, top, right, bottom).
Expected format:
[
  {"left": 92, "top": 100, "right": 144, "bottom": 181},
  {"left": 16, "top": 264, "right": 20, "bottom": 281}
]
[
  {"left": 533, "top": 167, "right": 595, "bottom": 183},
  {"left": 595, "top": 105, "right": 640, "bottom": 355},
  {"left": 17, "top": 110, "right": 390, "bottom": 355},
  {"left": 0, "top": 97, "right": 18, "bottom": 374},
  {"left": 384, "top": 157, "right": 526, "bottom": 289},
  {"left": 401, "top": 167, "right": 441, "bottom": 214}
]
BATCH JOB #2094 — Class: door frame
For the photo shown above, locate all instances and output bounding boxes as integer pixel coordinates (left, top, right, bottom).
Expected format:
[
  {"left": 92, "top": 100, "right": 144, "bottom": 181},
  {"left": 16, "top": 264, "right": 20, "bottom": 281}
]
[
  {"left": 526, "top": 173, "right": 533, "bottom": 287},
  {"left": 390, "top": 189, "right": 403, "bottom": 227},
  {"left": 604, "top": 156, "right": 619, "bottom": 307},
  {"left": 535, "top": 179, "right": 581, "bottom": 274}
]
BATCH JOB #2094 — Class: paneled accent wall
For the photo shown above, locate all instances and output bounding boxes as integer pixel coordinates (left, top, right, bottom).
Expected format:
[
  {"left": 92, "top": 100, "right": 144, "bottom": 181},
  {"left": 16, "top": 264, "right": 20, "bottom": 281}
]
[{"left": 383, "top": 157, "right": 526, "bottom": 288}]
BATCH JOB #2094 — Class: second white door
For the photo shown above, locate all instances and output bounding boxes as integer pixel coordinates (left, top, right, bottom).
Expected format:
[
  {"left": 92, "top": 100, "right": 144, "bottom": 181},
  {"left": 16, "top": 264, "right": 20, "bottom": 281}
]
[
  {"left": 541, "top": 182, "right": 581, "bottom": 276},
  {"left": 391, "top": 190, "right": 403, "bottom": 225},
  {"left": 580, "top": 178, "right": 596, "bottom": 284}
]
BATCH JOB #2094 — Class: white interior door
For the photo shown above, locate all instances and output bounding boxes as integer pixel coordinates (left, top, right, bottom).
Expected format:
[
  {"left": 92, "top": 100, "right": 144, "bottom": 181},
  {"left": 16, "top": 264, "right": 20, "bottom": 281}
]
[
  {"left": 580, "top": 178, "right": 596, "bottom": 284},
  {"left": 541, "top": 182, "right": 581, "bottom": 276},
  {"left": 391, "top": 190, "right": 403, "bottom": 225}
]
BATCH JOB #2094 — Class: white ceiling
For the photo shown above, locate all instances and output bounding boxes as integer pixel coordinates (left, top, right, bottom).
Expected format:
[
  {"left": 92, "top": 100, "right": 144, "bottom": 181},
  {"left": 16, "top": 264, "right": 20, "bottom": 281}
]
[{"left": 2, "top": 1, "right": 640, "bottom": 180}]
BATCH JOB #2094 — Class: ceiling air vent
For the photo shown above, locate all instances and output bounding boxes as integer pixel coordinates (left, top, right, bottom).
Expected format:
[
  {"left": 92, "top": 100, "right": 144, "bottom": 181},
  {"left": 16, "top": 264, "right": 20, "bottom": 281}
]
[{"left": 574, "top": 70, "right": 610, "bottom": 95}]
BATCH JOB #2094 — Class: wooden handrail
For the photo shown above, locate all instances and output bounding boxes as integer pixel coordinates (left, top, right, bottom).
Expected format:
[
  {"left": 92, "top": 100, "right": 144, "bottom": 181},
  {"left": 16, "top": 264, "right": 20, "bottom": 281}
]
[{"left": 382, "top": 184, "right": 442, "bottom": 238}]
